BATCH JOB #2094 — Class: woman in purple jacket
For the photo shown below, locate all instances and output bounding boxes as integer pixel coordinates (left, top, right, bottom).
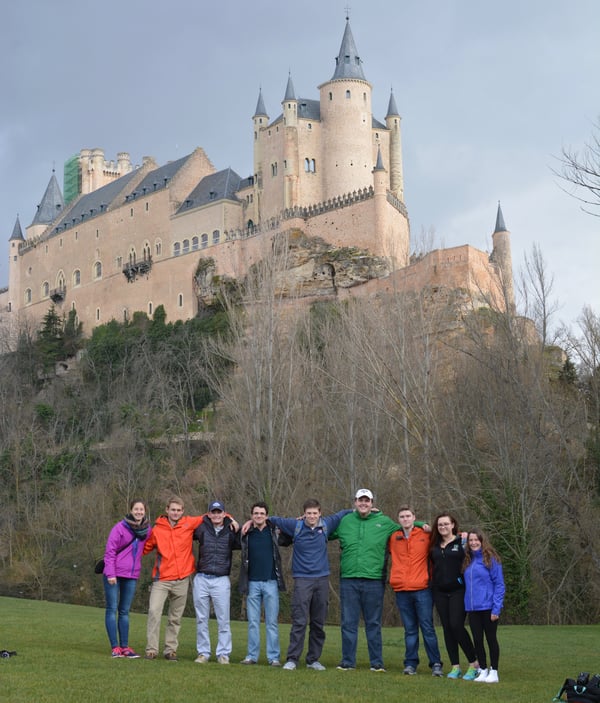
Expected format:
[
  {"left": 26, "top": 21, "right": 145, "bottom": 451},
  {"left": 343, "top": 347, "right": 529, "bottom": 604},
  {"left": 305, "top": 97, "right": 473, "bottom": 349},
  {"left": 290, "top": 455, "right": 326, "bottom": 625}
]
[
  {"left": 462, "top": 529, "right": 505, "bottom": 684},
  {"left": 102, "top": 499, "right": 151, "bottom": 658}
]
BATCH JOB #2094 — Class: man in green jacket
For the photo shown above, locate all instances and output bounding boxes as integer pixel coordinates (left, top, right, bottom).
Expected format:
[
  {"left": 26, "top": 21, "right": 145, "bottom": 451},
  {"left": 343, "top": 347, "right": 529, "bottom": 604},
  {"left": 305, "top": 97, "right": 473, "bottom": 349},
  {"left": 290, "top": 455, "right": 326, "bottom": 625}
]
[{"left": 330, "top": 488, "right": 400, "bottom": 672}]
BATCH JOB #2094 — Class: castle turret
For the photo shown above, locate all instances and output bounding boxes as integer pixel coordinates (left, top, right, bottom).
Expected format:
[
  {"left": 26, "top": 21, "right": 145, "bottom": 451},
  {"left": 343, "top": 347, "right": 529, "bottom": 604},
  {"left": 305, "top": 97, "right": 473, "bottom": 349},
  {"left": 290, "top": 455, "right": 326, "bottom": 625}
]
[
  {"left": 385, "top": 89, "right": 404, "bottom": 201},
  {"left": 490, "top": 202, "right": 515, "bottom": 314},
  {"left": 319, "top": 18, "right": 373, "bottom": 201},
  {"left": 27, "top": 170, "right": 64, "bottom": 239},
  {"left": 8, "top": 215, "right": 24, "bottom": 314},
  {"left": 282, "top": 73, "right": 299, "bottom": 209},
  {"left": 252, "top": 88, "right": 269, "bottom": 217}
]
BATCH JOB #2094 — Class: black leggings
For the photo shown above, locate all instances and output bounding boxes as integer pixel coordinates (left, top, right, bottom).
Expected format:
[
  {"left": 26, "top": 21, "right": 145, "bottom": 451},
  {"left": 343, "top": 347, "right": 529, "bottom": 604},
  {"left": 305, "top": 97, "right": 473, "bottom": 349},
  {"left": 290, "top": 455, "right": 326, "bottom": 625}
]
[
  {"left": 433, "top": 588, "right": 476, "bottom": 665},
  {"left": 468, "top": 610, "right": 499, "bottom": 670}
]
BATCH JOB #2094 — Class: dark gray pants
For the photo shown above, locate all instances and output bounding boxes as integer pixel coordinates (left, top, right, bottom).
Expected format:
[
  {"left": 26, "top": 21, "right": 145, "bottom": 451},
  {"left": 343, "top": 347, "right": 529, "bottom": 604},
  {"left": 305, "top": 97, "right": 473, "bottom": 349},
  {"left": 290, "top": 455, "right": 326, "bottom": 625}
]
[{"left": 286, "top": 576, "right": 329, "bottom": 664}]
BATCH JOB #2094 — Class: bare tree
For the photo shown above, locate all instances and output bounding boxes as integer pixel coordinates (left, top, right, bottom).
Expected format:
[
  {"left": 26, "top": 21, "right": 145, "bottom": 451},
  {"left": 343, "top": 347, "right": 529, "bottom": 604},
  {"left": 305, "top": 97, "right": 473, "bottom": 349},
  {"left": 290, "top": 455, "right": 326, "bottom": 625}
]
[{"left": 555, "top": 117, "right": 600, "bottom": 216}]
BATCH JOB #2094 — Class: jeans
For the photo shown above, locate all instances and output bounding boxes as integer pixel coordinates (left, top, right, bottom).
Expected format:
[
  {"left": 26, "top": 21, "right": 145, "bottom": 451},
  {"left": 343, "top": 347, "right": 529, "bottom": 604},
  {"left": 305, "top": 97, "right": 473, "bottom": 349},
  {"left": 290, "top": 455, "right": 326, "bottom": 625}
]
[
  {"left": 145, "top": 578, "right": 190, "bottom": 656},
  {"left": 395, "top": 588, "right": 442, "bottom": 669},
  {"left": 104, "top": 576, "right": 138, "bottom": 649},
  {"left": 193, "top": 573, "right": 232, "bottom": 658},
  {"left": 340, "top": 578, "right": 385, "bottom": 668},
  {"left": 286, "top": 576, "right": 329, "bottom": 664},
  {"left": 246, "top": 579, "right": 280, "bottom": 663}
]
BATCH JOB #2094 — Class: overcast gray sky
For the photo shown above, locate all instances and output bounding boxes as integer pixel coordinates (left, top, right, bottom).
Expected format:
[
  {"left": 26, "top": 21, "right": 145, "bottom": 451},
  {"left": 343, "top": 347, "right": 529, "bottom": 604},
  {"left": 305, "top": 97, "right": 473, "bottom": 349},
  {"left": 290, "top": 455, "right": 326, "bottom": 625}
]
[{"left": 2, "top": 0, "right": 598, "bottom": 330}]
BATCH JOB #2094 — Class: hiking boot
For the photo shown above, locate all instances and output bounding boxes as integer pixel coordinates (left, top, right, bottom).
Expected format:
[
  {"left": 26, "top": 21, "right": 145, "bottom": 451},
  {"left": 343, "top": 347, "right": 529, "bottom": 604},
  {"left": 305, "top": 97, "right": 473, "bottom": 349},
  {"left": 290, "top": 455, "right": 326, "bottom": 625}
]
[
  {"left": 164, "top": 652, "right": 178, "bottom": 662},
  {"left": 307, "top": 661, "right": 326, "bottom": 670},
  {"left": 403, "top": 665, "right": 417, "bottom": 675},
  {"left": 447, "top": 665, "right": 462, "bottom": 679},
  {"left": 432, "top": 663, "right": 443, "bottom": 677}
]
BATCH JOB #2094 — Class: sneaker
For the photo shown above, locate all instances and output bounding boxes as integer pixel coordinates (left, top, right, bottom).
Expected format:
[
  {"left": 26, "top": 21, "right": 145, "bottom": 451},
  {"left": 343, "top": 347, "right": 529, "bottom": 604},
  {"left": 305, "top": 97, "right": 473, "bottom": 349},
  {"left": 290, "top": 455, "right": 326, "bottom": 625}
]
[
  {"left": 111, "top": 647, "right": 123, "bottom": 658},
  {"left": 336, "top": 664, "right": 355, "bottom": 670},
  {"left": 432, "top": 663, "right": 443, "bottom": 677},
  {"left": 164, "top": 652, "right": 178, "bottom": 662},
  {"left": 269, "top": 660, "right": 281, "bottom": 667},
  {"left": 240, "top": 657, "right": 256, "bottom": 665},
  {"left": 282, "top": 660, "right": 297, "bottom": 670},
  {"left": 370, "top": 667, "right": 387, "bottom": 672},
  {"left": 463, "top": 666, "right": 479, "bottom": 681},
  {"left": 120, "top": 647, "right": 140, "bottom": 659},
  {"left": 403, "top": 665, "right": 417, "bottom": 675},
  {"left": 144, "top": 651, "right": 157, "bottom": 660},
  {"left": 447, "top": 665, "right": 462, "bottom": 679},
  {"left": 217, "top": 655, "right": 230, "bottom": 665},
  {"left": 307, "top": 661, "right": 326, "bottom": 671},
  {"left": 474, "top": 667, "right": 489, "bottom": 682},
  {"left": 485, "top": 668, "right": 499, "bottom": 683},
  {"left": 194, "top": 654, "right": 208, "bottom": 664}
]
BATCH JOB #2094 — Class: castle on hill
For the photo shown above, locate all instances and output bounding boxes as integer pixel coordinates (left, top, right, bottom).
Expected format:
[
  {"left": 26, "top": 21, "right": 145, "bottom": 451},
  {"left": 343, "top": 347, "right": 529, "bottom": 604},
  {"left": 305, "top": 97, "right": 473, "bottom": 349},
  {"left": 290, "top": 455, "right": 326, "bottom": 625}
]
[{"left": 0, "top": 18, "right": 514, "bottom": 342}]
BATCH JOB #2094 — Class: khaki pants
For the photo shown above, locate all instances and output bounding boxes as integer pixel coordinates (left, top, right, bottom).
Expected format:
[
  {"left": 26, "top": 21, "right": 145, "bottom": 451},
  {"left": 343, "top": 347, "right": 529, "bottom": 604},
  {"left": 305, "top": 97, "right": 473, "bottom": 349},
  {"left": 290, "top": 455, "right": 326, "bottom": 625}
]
[{"left": 146, "top": 577, "right": 190, "bottom": 656}]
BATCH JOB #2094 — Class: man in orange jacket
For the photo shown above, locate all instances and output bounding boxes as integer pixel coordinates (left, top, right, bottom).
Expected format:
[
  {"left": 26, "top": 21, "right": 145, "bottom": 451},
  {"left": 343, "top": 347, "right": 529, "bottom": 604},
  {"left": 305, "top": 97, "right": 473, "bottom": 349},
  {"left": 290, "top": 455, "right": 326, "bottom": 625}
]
[
  {"left": 143, "top": 496, "right": 237, "bottom": 661},
  {"left": 389, "top": 505, "right": 443, "bottom": 677}
]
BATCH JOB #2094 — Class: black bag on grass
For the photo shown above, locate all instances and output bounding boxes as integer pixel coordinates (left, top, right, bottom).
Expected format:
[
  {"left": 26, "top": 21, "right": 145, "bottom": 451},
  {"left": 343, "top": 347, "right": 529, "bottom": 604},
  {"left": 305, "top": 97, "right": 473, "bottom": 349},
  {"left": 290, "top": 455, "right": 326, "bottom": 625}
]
[{"left": 554, "top": 673, "right": 600, "bottom": 703}]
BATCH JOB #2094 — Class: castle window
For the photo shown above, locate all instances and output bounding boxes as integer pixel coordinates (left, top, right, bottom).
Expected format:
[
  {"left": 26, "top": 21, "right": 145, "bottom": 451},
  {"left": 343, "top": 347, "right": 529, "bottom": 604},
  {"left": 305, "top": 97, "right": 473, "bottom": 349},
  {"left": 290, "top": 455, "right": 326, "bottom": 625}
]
[
  {"left": 192, "top": 236, "right": 199, "bottom": 251},
  {"left": 329, "top": 92, "right": 333, "bottom": 101},
  {"left": 213, "top": 230, "right": 220, "bottom": 245},
  {"left": 25, "top": 288, "right": 32, "bottom": 304},
  {"left": 116, "top": 256, "right": 122, "bottom": 269},
  {"left": 60, "top": 238, "right": 63, "bottom": 248},
  {"left": 304, "top": 158, "right": 310, "bottom": 172},
  {"left": 344, "top": 55, "right": 350, "bottom": 64},
  {"left": 155, "top": 240, "right": 162, "bottom": 256},
  {"left": 183, "top": 239, "right": 190, "bottom": 254},
  {"left": 42, "top": 281, "right": 49, "bottom": 298},
  {"left": 96, "top": 229, "right": 99, "bottom": 238},
  {"left": 148, "top": 302, "right": 153, "bottom": 316},
  {"left": 284, "top": 160, "right": 287, "bottom": 169},
  {"left": 94, "top": 261, "right": 102, "bottom": 279},
  {"left": 75, "top": 231, "right": 78, "bottom": 241},
  {"left": 254, "top": 131, "right": 257, "bottom": 140},
  {"left": 129, "top": 248, "right": 136, "bottom": 265},
  {"left": 123, "top": 309, "right": 128, "bottom": 322},
  {"left": 178, "top": 294, "right": 183, "bottom": 307},
  {"left": 201, "top": 233, "right": 208, "bottom": 249},
  {"left": 346, "top": 90, "right": 351, "bottom": 99},
  {"left": 130, "top": 208, "right": 134, "bottom": 217},
  {"left": 145, "top": 202, "right": 149, "bottom": 211},
  {"left": 73, "top": 270, "right": 81, "bottom": 287},
  {"left": 363, "top": 92, "right": 367, "bottom": 102},
  {"left": 174, "top": 242, "right": 181, "bottom": 256},
  {"left": 96, "top": 308, "right": 100, "bottom": 321},
  {"left": 311, "top": 159, "right": 316, "bottom": 173},
  {"left": 271, "top": 162, "right": 278, "bottom": 176}
]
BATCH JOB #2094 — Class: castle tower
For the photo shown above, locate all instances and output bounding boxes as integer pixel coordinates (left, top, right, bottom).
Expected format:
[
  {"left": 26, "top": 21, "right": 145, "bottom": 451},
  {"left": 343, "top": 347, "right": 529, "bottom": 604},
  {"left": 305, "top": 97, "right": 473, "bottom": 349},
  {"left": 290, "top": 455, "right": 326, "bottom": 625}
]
[
  {"left": 282, "top": 73, "right": 299, "bottom": 209},
  {"left": 490, "top": 202, "right": 515, "bottom": 314},
  {"left": 318, "top": 18, "right": 373, "bottom": 201},
  {"left": 27, "top": 170, "right": 64, "bottom": 239},
  {"left": 8, "top": 215, "right": 24, "bottom": 314},
  {"left": 252, "top": 88, "right": 269, "bottom": 221},
  {"left": 385, "top": 89, "right": 404, "bottom": 201}
]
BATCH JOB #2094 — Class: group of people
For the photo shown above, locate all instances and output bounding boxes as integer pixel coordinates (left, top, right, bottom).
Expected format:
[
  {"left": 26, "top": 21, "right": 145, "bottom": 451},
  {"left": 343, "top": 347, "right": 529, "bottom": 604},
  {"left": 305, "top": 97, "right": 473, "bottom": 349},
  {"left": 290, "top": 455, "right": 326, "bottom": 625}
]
[{"left": 100, "top": 491, "right": 505, "bottom": 681}]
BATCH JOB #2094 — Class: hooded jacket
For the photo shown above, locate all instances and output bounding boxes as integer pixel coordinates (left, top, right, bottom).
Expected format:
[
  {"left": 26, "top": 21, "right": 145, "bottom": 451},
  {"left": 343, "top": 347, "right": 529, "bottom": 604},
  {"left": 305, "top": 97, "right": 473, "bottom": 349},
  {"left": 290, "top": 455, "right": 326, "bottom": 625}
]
[
  {"left": 103, "top": 519, "right": 151, "bottom": 580},
  {"left": 463, "top": 550, "right": 505, "bottom": 616}
]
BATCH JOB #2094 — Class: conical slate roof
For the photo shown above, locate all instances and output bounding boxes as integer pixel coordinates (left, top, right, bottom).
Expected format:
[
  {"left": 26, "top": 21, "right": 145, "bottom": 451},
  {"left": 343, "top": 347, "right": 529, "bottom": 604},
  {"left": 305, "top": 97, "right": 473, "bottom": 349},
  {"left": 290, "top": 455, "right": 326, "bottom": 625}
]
[
  {"left": 494, "top": 201, "right": 508, "bottom": 233},
  {"left": 386, "top": 89, "right": 400, "bottom": 117},
  {"left": 374, "top": 146, "right": 385, "bottom": 171},
  {"left": 284, "top": 73, "right": 296, "bottom": 101},
  {"left": 331, "top": 19, "right": 366, "bottom": 81},
  {"left": 254, "top": 89, "right": 268, "bottom": 117},
  {"left": 10, "top": 215, "right": 24, "bottom": 241},
  {"left": 31, "top": 171, "right": 64, "bottom": 226}
]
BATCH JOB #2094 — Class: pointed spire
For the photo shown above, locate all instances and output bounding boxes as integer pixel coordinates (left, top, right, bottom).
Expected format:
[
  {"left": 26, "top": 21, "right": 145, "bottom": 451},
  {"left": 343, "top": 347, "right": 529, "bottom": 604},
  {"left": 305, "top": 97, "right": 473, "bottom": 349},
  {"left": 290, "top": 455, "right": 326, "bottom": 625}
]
[
  {"left": 10, "top": 215, "right": 24, "bottom": 241},
  {"left": 374, "top": 146, "right": 385, "bottom": 171},
  {"left": 494, "top": 201, "right": 508, "bottom": 233},
  {"left": 284, "top": 72, "right": 296, "bottom": 101},
  {"left": 31, "top": 170, "right": 64, "bottom": 226},
  {"left": 253, "top": 88, "right": 268, "bottom": 117},
  {"left": 331, "top": 18, "right": 366, "bottom": 81},
  {"left": 386, "top": 88, "right": 400, "bottom": 118}
]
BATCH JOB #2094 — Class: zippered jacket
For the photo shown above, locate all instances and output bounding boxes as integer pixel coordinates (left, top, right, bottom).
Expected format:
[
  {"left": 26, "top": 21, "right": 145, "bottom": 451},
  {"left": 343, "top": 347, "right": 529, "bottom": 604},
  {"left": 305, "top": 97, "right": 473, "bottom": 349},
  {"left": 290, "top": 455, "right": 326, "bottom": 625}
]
[
  {"left": 143, "top": 514, "right": 205, "bottom": 581},
  {"left": 238, "top": 520, "right": 286, "bottom": 593},
  {"left": 331, "top": 510, "right": 399, "bottom": 580},
  {"left": 463, "top": 550, "right": 505, "bottom": 616},
  {"left": 194, "top": 517, "right": 241, "bottom": 576},
  {"left": 430, "top": 536, "right": 466, "bottom": 592},
  {"left": 388, "top": 525, "right": 431, "bottom": 591},
  {"left": 104, "top": 520, "right": 151, "bottom": 580}
]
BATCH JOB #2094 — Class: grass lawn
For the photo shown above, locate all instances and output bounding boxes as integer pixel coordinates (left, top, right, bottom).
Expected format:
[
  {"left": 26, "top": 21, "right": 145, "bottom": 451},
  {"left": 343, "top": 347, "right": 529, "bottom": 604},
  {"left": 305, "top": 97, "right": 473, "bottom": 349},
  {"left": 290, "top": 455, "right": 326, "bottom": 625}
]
[{"left": 1, "top": 596, "right": 597, "bottom": 702}]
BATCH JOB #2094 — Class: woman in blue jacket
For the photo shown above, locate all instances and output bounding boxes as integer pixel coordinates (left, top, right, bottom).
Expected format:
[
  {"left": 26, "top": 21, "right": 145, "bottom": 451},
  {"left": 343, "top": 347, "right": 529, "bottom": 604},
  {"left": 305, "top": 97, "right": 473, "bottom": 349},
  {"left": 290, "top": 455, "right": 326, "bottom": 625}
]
[{"left": 463, "top": 529, "right": 505, "bottom": 684}]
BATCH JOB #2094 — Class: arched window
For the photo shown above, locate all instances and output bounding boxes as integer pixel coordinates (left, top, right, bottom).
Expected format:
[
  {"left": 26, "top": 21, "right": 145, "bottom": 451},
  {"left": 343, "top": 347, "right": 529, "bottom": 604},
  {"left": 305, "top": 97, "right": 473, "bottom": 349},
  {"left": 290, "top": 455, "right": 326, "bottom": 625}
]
[
  {"left": 311, "top": 159, "right": 316, "bottom": 173},
  {"left": 155, "top": 240, "right": 162, "bottom": 256},
  {"left": 271, "top": 162, "right": 278, "bottom": 177},
  {"left": 212, "top": 230, "right": 220, "bottom": 245},
  {"left": 25, "top": 288, "right": 32, "bottom": 304},
  {"left": 129, "top": 248, "right": 136, "bottom": 265},
  {"left": 143, "top": 242, "right": 151, "bottom": 260},
  {"left": 57, "top": 272, "right": 66, "bottom": 290},
  {"left": 345, "top": 90, "right": 351, "bottom": 99},
  {"left": 192, "top": 236, "right": 199, "bottom": 251},
  {"left": 201, "top": 233, "right": 208, "bottom": 249},
  {"left": 73, "top": 270, "right": 81, "bottom": 287},
  {"left": 42, "top": 281, "right": 49, "bottom": 298},
  {"left": 94, "top": 261, "right": 102, "bottom": 279},
  {"left": 182, "top": 239, "right": 190, "bottom": 254},
  {"left": 304, "top": 158, "right": 310, "bottom": 172},
  {"left": 173, "top": 242, "right": 181, "bottom": 256}
]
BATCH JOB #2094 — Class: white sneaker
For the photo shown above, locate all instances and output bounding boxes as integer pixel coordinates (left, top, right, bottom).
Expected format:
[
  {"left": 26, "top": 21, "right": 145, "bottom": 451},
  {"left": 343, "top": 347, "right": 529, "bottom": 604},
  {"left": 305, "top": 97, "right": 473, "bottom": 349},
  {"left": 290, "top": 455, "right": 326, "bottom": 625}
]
[
  {"left": 282, "top": 660, "right": 297, "bottom": 670},
  {"left": 307, "top": 661, "right": 326, "bottom": 670},
  {"left": 474, "top": 667, "right": 489, "bottom": 682},
  {"left": 485, "top": 668, "right": 499, "bottom": 683}
]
